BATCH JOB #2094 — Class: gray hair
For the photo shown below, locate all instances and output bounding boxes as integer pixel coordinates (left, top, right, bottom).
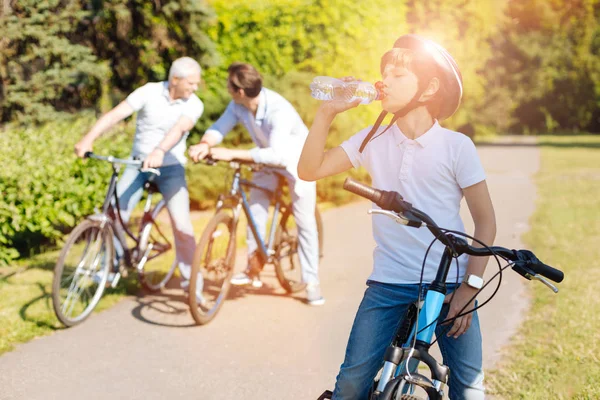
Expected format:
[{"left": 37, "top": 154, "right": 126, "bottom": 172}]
[{"left": 168, "top": 57, "right": 201, "bottom": 80}]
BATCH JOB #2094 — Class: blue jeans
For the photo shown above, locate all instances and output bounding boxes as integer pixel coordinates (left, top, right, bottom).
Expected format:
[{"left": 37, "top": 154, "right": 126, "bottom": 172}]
[
  {"left": 333, "top": 281, "right": 485, "bottom": 400},
  {"left": 114, "top": 164, "right": 196, "bottom": 279}
]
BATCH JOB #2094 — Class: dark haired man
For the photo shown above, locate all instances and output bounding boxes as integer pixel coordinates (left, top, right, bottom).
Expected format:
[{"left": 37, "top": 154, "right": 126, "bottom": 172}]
[{"left": 187, "top": 63, "right": 324, "bottom": 305}]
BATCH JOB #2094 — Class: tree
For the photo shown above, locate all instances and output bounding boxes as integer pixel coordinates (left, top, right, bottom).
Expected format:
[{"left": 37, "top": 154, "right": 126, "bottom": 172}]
[
  {"left": 83, "top": 0, "right": 219, "bottom": 101},
  {"left": 0, "top": 0, "right": 105, "bottom": 123},
  {"left": 0, "top": 0, "right": 219, "bottom": 124},
  {"left": 486, "top": 0, "right": 600, "bottom": 133}
]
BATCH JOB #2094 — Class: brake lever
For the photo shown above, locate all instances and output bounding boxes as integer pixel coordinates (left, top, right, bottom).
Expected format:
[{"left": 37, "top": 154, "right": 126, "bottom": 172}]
[
  {"left": 531, "top": 274, "right": 559, "bottom": 293},
  {"left": 367, "top": 209, "right": 425, "bottom": 227}
]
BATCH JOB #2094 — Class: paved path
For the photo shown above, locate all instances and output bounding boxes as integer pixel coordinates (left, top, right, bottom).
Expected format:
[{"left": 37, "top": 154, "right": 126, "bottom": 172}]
[{"left": 0, "top": 145, "right": 539, "bottom": 400}]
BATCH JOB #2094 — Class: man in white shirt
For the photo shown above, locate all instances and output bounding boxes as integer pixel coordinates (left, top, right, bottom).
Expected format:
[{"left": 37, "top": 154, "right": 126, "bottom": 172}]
[{"left": 74, "top": 57, "right": 204, "bottom": 289}]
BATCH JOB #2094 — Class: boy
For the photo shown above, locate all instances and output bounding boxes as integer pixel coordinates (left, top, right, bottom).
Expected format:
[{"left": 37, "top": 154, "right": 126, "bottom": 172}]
[{"left": 298, "top": 34, "right": 496, "bottom": 399}]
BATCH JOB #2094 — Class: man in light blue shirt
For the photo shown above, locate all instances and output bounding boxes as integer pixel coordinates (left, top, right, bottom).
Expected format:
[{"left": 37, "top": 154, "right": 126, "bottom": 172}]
[{"left": 188, "top": 62, "right": 324, "bottom": 305}]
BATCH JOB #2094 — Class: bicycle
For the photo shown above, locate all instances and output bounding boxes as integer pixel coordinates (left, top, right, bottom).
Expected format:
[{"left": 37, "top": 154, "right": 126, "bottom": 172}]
[
  {"left": 318, "top": 178, "right": 564, "bottom": 400},
  {"left": 52, "top": 152, "right": 177, "bottom": 327},
  {"left": 188, "top": 157, "right": 324, "bottom": 325}
]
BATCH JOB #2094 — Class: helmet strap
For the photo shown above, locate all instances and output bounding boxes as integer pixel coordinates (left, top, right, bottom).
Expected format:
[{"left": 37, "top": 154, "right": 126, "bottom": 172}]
[{"left": 358, "top": 90, "right": 426, "bottom": 153}]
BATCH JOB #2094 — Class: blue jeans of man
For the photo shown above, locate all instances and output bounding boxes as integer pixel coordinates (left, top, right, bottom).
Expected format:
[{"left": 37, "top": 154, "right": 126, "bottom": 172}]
[
  {"left": 246, "top": 171, "right": 320, "bottom": 285},
  {"left": 114, "top": 164, "right": 196, "bottom": 280},
  {"left": 333, "top": 281, "right": 485, "bottom": 400}
]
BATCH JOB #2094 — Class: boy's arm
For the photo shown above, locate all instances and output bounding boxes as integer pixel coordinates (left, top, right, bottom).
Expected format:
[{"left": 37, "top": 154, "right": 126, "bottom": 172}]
[
  {"left": 298, "top": 106, "right": 356, "bottom": 181},
  {"left": 463, "top": 180, "right": 497, "bottom": 278},
  {"left": 445, "top": 179, "right": 496, "bottom": 338}
]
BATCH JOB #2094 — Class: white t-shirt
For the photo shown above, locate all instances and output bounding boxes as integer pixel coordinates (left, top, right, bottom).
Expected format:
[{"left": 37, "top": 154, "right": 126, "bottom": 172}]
[
  {"left": 127, "top": 81, "right": 204, "bottom": 166},
  {"left": 340, "top": 121, "right": 486, "bottom": 284}
]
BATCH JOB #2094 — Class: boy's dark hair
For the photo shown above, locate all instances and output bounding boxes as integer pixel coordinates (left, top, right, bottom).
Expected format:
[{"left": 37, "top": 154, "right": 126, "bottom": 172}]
[{"left": 228, "top": 62, "right": 263, "bottom": 98}]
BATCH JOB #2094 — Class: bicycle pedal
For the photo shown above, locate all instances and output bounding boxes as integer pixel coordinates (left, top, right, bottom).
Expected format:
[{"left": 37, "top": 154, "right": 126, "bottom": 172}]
[{"left": 110, "top": 272, "right": 121, "bottom": 288}]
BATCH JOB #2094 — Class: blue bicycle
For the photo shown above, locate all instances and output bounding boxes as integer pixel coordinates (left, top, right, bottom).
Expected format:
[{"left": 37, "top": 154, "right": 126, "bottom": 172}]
[{"left": 318, "top": 178, "right": 564, "bottom": 400}]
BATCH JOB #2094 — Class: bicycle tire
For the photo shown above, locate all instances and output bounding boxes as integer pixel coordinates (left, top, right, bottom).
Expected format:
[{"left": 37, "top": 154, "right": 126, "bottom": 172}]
[
  {"left": 188, "top": 210, "right": 237, "bottom": 325},
  {"left": 52, "top": 219, "right": 113, "bottom": 327},
  {"left": 273, "top": 208, "right": 323, "bottom": 293},
  {"left": 137, "top": 202, "right": 177, "bottom": 291}
]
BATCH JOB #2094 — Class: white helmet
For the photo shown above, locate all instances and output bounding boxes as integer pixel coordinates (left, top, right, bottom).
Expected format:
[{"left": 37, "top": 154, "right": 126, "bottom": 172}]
[{"left": 359, "top": 35, "right": 463, "bottom": 153}]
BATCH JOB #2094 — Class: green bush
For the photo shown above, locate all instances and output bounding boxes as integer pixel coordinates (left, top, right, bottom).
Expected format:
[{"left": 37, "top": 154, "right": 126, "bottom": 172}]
[{"left": 0, "top": 116, "right": 132, "bottom": 264}]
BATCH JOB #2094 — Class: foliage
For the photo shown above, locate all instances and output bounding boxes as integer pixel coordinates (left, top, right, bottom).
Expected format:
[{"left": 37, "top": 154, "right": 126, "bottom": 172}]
[
  {"left": 0, "top": 0, "right": 105, "bottom": 123},
  {"left": 485, "top": 0, "right": 600, "bottom": 134},
  {"left": 82, "top": 0, "right": 219, "bottom": 109},
  {"left": 0, "top": 116, "right": 131, "bottom": 264},
  {"left": 0, "top": 0, "right": 219, "bottom": 123}
]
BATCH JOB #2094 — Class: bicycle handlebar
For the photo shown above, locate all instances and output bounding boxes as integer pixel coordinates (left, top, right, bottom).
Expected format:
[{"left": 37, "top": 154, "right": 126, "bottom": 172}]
[
  {"left": 201, "top": 155, "right": 287, "bottom": 172},
  {"left": 343, "top": 178, "right": 564, "bottom": 284},
  {"left": 84, "top": 152, "right": 161, "bottom": 176}
]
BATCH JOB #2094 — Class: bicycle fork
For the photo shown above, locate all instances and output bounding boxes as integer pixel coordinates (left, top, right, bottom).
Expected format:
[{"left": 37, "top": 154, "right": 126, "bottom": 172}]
[{"left": 374, "top": 289, "right": 450, "bottom": 399}]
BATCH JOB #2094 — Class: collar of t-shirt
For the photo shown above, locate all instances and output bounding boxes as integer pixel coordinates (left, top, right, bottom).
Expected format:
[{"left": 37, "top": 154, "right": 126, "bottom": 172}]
[
  {"left": 392, "top": 120, "right": 440, "bottom": 148},
  {"left": 161, "top": 81, "right": 186, "bottom": 105},
  {"left": 248, "top": 89, "right": 269, "bottom": 147}
]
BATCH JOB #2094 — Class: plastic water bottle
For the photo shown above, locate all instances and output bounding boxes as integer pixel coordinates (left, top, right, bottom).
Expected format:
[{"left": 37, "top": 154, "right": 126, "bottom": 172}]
[{"left": 309, "top": 76, "right": 383, "bottom": 104}]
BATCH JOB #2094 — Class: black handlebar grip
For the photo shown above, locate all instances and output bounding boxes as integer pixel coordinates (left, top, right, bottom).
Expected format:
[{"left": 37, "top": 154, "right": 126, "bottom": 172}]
[
  {"left": 532, "top": 262, "right": 564, "bottom": 283},
  {"left": 84, "top": 151, "right": 93, "bottom": 159},
  {"left": 343, "top": 178, "right": 383, "bottom": 204}
]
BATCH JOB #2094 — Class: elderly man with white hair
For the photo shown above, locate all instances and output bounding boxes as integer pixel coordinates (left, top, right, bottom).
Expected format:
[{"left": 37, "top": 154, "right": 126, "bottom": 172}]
[{"left": 75, "top": 56, "right": 204, "bottom": 291}]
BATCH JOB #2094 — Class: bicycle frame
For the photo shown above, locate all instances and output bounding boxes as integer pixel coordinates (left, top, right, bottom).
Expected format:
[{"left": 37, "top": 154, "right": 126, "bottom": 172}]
[
  {"left": 90, "top": 162, "right": 168, "bottom": 268},
  {"left": 374, "top": 244, "right": 457, "bottom": 400},
  {"left": 214, "top": 162, "right": 289, "bottom": 265}
]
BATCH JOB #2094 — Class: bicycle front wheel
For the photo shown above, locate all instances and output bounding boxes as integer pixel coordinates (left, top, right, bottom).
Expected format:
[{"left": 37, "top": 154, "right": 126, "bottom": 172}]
[
  {"left": 52, "top": 219, "right": 113, "bottom": 327},
  {"left": 188, "top": 210, "right": 237, "bottom": 325},
  {"left": 137, "top": 202, "right": 177, "bottom": 292},
  {"left": 273, "top": 208, "right": 323, "bottom": 293}
]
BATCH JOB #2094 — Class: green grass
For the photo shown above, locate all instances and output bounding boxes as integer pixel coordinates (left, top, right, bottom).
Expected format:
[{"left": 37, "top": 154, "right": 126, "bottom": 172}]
[{"left": 488, "top": 135, "right": 600, "bottom": 399}]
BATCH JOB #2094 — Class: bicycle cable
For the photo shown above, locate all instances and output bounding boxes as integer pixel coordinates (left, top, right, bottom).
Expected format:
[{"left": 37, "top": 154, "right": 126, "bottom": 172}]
[
  {"left": 411, "top": 227, "right": 510, "bottom": 340},
  {"left": 403, "top": 227, "right": 508, "bottom": 377}
]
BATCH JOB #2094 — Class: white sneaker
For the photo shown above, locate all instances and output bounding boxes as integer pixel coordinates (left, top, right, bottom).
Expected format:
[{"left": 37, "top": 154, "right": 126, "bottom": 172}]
[
  {"left": 306, "top": 283, "right": 325, "bottom": 306},
  {"left": 231, "top": 272, "right": 263, "bottom": 288}
]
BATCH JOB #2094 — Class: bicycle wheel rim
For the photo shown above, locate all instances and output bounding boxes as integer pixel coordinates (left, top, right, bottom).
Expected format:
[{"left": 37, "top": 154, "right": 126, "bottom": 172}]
[
  {"left": 138, "top": 206, "right": 177, "bottom": 291},
  {"left": 52, "top": 220, "right": 112, "bottom": 326},
  {"left": 189, "top": 211, "right": 236, "bottom": 325},
  {"left": 274, "top": 212, "right": 306, "bottom": 293}
]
